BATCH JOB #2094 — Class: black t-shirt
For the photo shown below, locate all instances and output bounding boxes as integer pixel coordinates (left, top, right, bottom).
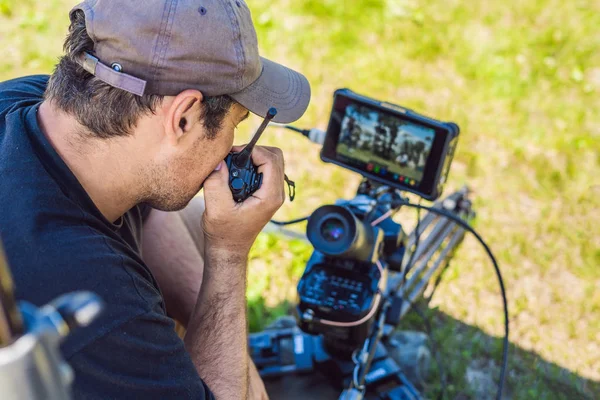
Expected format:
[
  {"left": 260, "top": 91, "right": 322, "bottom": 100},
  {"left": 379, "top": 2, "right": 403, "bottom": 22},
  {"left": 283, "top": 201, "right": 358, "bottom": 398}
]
[{"left": 0, "top": 75, "right": 214, "bottom": 399}]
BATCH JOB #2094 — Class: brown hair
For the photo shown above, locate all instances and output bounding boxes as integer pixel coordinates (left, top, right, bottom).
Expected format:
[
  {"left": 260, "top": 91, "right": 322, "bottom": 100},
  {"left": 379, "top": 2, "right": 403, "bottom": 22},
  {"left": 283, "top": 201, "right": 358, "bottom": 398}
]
[{"left": 45, "top": 10, "right": 235, "bottom": 139}]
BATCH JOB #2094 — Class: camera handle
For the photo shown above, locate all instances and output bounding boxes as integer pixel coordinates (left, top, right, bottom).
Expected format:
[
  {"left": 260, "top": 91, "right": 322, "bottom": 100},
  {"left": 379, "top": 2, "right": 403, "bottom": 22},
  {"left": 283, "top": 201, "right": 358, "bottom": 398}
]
[{"left": 340, "top": 296, "right": 388, "bottom": 399}]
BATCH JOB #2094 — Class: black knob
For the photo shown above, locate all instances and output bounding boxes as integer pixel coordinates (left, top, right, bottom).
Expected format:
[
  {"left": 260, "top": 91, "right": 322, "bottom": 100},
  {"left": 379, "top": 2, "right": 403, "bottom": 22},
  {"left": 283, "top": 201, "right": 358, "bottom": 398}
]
[{"left": 231, "top": 177, "right": 246, "bottom": 193}]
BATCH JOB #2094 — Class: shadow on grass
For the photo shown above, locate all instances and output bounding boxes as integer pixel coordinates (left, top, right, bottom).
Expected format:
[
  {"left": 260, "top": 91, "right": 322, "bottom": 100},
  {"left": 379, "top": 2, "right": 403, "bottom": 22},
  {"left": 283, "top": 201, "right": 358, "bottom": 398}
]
[{"left": 247, "top": 297, "right": 600, "bottom": 400}]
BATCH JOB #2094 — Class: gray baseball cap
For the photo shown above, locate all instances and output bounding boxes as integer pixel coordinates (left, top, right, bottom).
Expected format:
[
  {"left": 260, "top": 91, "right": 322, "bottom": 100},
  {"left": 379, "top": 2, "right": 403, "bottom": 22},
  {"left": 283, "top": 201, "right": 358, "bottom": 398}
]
[{"left": 71, "top": 0, "right": 311, "bottom": 124}]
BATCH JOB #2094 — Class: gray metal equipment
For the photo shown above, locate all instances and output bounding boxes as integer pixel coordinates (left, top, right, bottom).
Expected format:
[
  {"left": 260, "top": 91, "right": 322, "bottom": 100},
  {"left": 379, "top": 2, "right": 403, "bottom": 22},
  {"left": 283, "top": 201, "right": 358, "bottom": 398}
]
[{"left": 0, "top": 242, "right": 103, "bottom": 400}]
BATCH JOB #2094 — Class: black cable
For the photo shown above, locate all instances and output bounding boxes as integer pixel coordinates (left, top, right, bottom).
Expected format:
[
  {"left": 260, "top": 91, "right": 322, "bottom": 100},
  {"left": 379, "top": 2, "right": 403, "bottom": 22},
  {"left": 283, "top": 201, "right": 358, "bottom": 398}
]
[
  {"left": 283, "top": 125, "right": 310, "bottom": 136},
  {"left": 408, "top": 301, "right": 447, "bottom": 400},
  {"left": 397, "top": 200, "right": 509, "bottom": 400},
  {"left": 403, "top": 199, "right": 423, "bottom": 280},
  {"left": 269, "top": 216, "right": 309, "bottom": 226}
]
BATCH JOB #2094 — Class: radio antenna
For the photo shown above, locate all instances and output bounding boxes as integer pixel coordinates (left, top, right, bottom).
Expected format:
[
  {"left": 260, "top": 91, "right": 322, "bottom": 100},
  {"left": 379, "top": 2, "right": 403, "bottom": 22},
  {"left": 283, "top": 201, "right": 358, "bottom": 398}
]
[{"left": 234, "top": 107, "right": 277, "bottom": 167}]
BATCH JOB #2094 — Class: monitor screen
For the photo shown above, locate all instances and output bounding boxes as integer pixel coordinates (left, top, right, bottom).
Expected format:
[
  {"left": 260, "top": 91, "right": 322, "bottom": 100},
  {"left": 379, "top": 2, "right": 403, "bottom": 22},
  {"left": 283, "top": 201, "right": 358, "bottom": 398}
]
[{"left": 335, "top": 103, "right": 435, "bottom": 187}]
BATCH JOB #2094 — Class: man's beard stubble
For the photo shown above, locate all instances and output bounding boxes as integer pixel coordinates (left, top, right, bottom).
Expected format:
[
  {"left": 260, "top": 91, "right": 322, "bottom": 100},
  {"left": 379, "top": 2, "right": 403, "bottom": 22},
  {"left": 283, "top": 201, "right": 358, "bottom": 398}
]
[{"left": 140, "top": 156, "right": 206, "bottom": 212}]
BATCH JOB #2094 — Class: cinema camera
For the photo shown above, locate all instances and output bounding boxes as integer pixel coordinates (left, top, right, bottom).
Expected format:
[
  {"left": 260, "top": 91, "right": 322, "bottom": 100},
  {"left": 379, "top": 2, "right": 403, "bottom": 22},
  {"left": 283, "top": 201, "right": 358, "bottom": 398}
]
[
  {"left": 300, "top": 90, "right": 459, "bottom": 350},
  {"left": 249, "top": 90, "right": 509, "bottom": 400}
]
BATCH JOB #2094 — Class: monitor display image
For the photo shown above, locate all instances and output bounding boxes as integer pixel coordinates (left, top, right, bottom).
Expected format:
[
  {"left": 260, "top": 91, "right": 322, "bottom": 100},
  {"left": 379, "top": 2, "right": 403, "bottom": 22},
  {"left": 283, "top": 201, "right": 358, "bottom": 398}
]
[{"left": 336, "top": 104, "right": 435, "bottom": 185}]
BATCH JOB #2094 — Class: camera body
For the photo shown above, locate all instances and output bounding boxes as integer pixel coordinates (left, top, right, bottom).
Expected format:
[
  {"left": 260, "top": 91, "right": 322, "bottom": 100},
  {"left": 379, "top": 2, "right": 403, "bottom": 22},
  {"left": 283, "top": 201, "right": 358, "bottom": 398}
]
[
  {"left": 297, "top": 252, "right": 384, "bottom": 355},
  {"left": 321, "top": 89, "right": 459, "bottom": 201},
  {"left": 296, "top": 197, "right": 408, "bottom": 355}
]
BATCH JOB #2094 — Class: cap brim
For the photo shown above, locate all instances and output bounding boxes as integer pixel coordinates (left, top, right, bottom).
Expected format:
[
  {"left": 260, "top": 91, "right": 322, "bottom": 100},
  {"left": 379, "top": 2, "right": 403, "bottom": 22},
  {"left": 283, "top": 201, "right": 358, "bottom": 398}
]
[{"left": 229, "top": 57, "right": 311, "bottom": 124}]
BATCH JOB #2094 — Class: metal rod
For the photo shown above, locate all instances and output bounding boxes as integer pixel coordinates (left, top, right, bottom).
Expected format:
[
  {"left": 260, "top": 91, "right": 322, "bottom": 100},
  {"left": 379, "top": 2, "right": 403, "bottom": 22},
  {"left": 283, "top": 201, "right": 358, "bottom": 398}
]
[
  {"left": 403, "top": 213, "right": 455, "bottom": 271},
  {"left": 399, "top": 227, "right": 466, "bottom": 317},
  {"left": 357, "top": 306, "right": 387, "bottom": 387},
  {"left": 404, "top": 211, "right": 438, "bottom": 248},
  {"left": 403, "top": 221, "right": 458, "bottom": 291},
  {"left": 402, "top": 189, "right": 463, "bottom": 246}
]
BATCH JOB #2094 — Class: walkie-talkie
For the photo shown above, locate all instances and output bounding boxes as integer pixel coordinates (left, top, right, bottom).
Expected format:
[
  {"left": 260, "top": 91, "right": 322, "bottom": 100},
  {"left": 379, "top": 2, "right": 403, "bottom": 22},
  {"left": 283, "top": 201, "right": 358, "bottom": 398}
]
[{"left": 225, "top": 107, "right": 277, "bottom": 202}]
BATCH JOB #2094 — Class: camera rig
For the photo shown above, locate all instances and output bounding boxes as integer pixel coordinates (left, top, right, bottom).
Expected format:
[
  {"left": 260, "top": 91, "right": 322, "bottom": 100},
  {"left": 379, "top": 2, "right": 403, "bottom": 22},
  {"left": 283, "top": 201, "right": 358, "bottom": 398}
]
[
  {"left": 251, "top": 90, "right": 508, "bottom": 399},
  {"left": 251, "top": 182, "right": 474, "bottom": 399}
]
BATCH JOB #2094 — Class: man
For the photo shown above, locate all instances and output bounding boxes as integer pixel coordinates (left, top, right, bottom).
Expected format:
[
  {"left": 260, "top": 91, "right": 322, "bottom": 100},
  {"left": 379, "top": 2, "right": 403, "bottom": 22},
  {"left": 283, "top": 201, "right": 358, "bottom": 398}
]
[{"left": 0, "top": 0, "right": 310, "bottom": 399}]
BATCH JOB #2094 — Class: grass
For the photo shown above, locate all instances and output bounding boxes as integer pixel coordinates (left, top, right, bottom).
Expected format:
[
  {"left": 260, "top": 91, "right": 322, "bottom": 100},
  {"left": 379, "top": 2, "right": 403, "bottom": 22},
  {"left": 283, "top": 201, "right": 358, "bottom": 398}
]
[{"left": 1, "top": 0, "right": 598, "bottom": 398}]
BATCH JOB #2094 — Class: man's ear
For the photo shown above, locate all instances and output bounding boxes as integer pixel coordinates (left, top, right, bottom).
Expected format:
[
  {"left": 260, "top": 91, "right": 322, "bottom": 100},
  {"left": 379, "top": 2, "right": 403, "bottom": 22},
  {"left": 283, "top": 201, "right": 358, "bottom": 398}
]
[{"left": 164, "top": 89, "right": 204, "bottom": 143}]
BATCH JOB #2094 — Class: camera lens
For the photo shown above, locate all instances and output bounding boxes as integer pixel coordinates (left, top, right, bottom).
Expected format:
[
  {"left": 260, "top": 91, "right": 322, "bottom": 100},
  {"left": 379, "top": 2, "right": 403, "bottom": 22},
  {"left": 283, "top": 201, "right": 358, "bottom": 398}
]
[{"left": 320, "top": 218, "right": 345, "bottom": 242}]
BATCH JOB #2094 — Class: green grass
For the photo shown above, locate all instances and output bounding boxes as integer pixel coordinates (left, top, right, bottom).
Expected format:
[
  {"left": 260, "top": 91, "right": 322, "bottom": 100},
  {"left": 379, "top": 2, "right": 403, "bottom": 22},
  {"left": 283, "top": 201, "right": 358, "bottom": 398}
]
[{"left": 1, "top": 0, "right": 599, "bottom": 398}]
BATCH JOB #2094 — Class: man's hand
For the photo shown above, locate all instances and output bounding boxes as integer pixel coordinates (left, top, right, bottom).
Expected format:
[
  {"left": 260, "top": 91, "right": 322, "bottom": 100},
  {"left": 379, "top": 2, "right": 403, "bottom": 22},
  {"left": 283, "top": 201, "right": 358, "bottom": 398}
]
[
  {"left": 184, "top": 145, "right": 284, "bottom": 400},
  {"left": 202, "top": 145, "right": 286, "bottom": 254}
]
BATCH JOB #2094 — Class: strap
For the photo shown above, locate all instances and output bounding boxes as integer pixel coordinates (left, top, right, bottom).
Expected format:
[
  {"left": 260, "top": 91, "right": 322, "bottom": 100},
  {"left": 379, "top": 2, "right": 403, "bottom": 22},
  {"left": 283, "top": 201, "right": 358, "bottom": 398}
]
[
  {"left": 77, "top": 52, "right": 147, "bottom": 96},
  {"left": 284, "top": 174, "right": 296, "bottom": 202}
]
